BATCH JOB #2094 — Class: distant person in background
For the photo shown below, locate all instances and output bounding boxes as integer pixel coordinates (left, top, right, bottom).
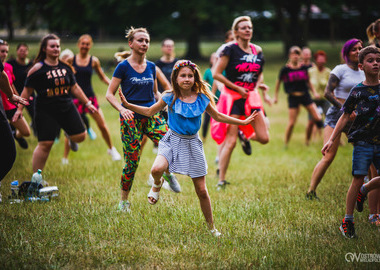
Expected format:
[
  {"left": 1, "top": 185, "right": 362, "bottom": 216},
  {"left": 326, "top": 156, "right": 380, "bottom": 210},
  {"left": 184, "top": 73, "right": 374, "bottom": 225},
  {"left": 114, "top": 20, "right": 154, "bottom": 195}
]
[
  {"left": 301, "top": 47, "right": 313, "bottom": 68},
  {"left": 274, "top": 46, "right": 322, "bottom": 148},
  {"left": 12, "top": 34, "right": 97, "bottom": 173},
  {"left": 306, "top": 38, "right": 364, "bottom": 200},
  {"left": 305, "top": 50, "right": 331, "bottom": 145},
  {"left": 0, "top": 39, "right": 30, "bottom": 149},
  {"left": 61, "top": 34, "right": 121, "bottom": 164},
  {"left": 155, "top": 38, "right": 178, "bottom": 94},
  {"left": 7, "top": 43, "right": 36, "bottom": 135},
  {"left": 0, "top": 61, "right": 29, "bottom": 201},
  {"left": 366, "top": 18, "right": 380, "bottom": 48}
]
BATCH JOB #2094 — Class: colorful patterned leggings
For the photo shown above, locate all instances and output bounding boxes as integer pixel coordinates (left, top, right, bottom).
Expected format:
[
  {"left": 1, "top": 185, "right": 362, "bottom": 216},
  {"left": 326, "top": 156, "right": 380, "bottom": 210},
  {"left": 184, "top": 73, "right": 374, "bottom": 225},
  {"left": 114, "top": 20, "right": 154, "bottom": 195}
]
[{"left": 120, "top": 113, "right": 168, "bottom": 191}]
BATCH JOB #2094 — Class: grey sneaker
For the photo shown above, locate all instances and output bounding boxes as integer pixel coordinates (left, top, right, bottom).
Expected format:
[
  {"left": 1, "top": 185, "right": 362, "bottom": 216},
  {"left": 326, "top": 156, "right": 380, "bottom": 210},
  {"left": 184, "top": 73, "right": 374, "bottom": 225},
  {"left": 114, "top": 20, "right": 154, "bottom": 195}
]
[
  {"left": 162, "top": 173, "right": 181, "bottom": 193},
  {"left": 117, "top": 200, "right": 131, "bottom": 213}
]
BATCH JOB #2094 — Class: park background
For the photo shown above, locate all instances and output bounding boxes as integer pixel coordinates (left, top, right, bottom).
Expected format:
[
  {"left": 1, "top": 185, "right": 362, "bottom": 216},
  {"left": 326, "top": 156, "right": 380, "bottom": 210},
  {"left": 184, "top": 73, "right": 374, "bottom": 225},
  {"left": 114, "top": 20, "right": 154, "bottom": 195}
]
[{"left": 1, "top": 1, "right": 380, "bottom": 269}]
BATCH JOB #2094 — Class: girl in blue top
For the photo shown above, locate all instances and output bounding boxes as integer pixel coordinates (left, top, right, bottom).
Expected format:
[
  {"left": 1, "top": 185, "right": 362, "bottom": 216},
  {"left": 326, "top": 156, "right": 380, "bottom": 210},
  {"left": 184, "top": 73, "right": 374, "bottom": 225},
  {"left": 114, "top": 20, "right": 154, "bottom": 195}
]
[{"left": 119, "top": 60, "right": 257, "bottom": 237}]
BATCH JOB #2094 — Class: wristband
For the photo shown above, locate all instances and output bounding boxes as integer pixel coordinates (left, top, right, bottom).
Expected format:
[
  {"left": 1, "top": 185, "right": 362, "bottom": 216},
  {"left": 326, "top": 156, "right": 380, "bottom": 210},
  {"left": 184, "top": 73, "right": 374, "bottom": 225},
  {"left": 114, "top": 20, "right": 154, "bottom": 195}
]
[{"left": 85, "top": 100, "right": 92, "bottom": 107}]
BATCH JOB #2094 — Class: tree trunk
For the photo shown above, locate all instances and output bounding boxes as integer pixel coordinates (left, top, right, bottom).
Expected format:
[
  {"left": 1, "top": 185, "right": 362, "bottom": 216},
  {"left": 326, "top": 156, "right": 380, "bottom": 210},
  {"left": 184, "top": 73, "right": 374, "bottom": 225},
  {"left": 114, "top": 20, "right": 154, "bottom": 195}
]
[
  {"left": 5, "top": 0, "right": 14, "bottom": 41},
  {"left": 184, "top": 12, "right": 202, "bottom": 60}
]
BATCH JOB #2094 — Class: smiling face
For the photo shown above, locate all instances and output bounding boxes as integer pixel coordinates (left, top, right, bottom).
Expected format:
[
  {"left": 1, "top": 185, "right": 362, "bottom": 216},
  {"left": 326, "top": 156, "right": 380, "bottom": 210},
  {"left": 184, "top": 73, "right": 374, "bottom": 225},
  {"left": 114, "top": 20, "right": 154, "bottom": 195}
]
[
  {"left": 129, "top": 32, "right": 150, "bottom": 55},
  {"left": 176, "top": 67, "right": 195, "bottom": 92},
  {"left": 78, "top": 37, "right": 92, "bottom": 55},
  {"left": 44, "top": 39, "right": 61, "bottom": 58},
  {"left": 16, "top": 45, "right": 29, "bottom": 60}
]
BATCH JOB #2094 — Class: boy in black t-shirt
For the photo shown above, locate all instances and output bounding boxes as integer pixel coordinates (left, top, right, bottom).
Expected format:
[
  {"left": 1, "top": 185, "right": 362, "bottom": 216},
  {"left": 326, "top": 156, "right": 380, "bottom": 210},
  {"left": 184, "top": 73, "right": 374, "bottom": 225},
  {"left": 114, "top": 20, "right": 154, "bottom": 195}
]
[{"left": 322, "top": 46, "right": 380, "bottom": 238}]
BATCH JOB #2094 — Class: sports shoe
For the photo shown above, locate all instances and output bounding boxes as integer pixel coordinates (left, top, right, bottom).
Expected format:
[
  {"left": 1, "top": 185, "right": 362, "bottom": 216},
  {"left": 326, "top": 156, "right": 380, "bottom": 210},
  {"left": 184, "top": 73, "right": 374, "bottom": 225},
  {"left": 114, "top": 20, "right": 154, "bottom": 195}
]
[
  {"left": 339, "top": 218, "right": 356, "bottom": 238},
  {"left": 306, "top": 190, "right": 320, "bottom": 200},
  {"left": 238, "top": 130, "right": 251, "bottom": 155},
  {"left": 162, "top": 173, "right": 181, "bottom": 193},
  {"left": 108, "top": 147, "right": 121, "bottom": 161},
  {"left": 65, "top": 132, "right": 78, "bottom": 152},
  {"left": 216, "top": 180, "right": 230, "bottom": 191},
  {"left": 355, "top": 189, "right": 367, "bottom": 212},
  {"left": 61, "top": 158, "right": 69, "bottom": 165},
  {"left": 210, "top": 228, "right": 222, "bottom": 237},
  {"left": 152, "top": 145, "right": 158, "bottom": 154},
  {"left": 368, "top": 214, "right": 380, "bottom": 225},
  {"left": 87, "top": 127, "right": 97, "bottom": 140},
  {"left": 117, "top": 200, "right": 131, "bottom": 213},
  {"left": 14, "top": 136, "right": 28, "bottom": 149}
]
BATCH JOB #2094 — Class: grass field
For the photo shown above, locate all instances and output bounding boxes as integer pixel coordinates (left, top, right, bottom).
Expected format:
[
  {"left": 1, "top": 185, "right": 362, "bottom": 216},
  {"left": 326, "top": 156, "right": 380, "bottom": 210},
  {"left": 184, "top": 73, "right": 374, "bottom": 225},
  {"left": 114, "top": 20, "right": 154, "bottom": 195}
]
[{"left": 1, "top": 41, "right": 379, "bottom": 269}]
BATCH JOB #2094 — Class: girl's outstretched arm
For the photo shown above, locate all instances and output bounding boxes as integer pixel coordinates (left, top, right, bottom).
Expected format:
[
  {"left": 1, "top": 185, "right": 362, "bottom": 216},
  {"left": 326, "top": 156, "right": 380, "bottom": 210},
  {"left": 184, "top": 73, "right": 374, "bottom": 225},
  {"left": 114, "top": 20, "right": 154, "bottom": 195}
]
[
  {"left": 206, "top": 104, "right": 258, "bottom": 126},
  {"left": 119, "top": 89, "right": 166, "bottom": 117}
]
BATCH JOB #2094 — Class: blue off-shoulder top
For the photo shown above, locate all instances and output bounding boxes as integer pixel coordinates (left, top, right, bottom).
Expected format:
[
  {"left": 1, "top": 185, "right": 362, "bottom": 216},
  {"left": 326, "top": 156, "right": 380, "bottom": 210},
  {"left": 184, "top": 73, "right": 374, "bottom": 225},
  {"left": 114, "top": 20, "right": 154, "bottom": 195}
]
[{"left": 162, "top": 92, "right": 210, "bottom": 135}]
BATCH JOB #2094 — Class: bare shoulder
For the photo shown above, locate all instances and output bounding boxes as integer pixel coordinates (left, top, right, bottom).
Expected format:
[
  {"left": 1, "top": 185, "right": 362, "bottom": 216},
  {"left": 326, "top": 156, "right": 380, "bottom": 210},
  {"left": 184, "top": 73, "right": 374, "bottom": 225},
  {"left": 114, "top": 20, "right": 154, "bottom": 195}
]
[
  {"left": 92, "top": 56, "right": 101, "bottom": 66},
  {"left": 27, "top": 62, "right": 43, "bottom": 76},
  {"left": 253, "top": 44, "right": 263, "bottom": 53}
]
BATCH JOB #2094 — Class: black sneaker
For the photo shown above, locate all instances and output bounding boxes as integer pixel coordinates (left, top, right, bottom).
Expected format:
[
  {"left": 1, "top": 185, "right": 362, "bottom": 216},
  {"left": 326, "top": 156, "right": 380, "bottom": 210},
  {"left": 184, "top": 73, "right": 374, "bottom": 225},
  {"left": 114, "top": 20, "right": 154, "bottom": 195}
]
[
  {"left": 14, "top": 137, "right": 28, "bottom": 149},
  {"left": 238, "top": 130, "right": 252, "bottom": 155},
  {"left": 306, "top": 190, "right": 319, "bottom": 200},
  {"left": 339, "top": 219, "right": 356, "bottom": 238},
  {"left": 216, "top": 180, "right": 230, "bottom": 191},
  {"left": 355, "top": 189, "right": 367, "bottom": 212}
]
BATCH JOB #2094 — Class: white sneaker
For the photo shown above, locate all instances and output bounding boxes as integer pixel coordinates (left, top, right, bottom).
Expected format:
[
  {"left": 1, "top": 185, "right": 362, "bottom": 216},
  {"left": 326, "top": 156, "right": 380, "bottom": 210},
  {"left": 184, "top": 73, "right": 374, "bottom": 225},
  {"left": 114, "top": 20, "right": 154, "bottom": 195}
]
[
  {"left": 210, "top": 228, "right": 222, "bottom": 237},
  {"left": 117, "top": 200, "right": 131, "bottom": 213},
  {"left": 61, "top": 158, "right": 69, "bottom": 165},
  {"left": 108, "top": 147, "right": 121, "bottom": 161}
]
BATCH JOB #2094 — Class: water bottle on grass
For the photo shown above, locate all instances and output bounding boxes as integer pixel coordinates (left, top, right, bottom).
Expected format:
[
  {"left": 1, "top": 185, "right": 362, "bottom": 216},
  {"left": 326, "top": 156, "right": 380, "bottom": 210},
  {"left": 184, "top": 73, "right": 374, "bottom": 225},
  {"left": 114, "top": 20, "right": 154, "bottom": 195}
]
[
  {"left": 9, "top": 180, "right": 22, "bottom": 204},
  {"left": 27, "top": 169, "right": 43, "bottom": 201}
]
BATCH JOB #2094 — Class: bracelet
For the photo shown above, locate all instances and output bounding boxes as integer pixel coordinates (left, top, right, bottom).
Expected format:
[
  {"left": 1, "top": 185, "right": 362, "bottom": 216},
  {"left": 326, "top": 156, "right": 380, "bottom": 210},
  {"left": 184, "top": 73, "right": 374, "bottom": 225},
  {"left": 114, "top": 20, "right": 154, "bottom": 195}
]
[{"left": 85, "top": 100, "right": 92, "bottom": 107}]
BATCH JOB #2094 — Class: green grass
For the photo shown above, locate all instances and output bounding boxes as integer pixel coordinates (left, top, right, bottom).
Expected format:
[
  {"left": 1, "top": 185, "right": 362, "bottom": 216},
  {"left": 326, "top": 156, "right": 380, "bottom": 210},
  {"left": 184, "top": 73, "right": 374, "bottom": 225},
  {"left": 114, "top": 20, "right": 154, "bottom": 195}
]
[{"left": 1, "top": 41, "right": 380, "bottom": 269}]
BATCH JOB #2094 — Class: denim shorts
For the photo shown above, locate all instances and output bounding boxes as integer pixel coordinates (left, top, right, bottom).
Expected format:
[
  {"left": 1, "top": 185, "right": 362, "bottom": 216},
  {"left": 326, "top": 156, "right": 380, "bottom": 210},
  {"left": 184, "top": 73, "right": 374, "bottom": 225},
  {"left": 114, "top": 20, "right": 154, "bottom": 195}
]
[
  {"left": 352, "top": 141, "right": 380, "bottom": 176},
  {"left": 324, "top": 106, "right": 351, "bottom": 133}
]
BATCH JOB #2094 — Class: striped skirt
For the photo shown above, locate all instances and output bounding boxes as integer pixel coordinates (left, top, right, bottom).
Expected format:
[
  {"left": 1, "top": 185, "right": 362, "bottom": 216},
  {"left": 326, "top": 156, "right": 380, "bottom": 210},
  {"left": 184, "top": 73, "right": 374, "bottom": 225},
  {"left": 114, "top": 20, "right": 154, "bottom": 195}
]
[{"left": 158, "top": 129, "right": 208, "bottom": 178}]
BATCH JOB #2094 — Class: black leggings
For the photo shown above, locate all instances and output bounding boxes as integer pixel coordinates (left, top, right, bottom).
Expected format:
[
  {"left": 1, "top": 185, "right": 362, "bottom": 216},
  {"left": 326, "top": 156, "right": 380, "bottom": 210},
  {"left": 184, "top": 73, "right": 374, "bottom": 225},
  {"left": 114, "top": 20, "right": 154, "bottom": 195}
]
[{"left": 0, "top": 116, "right": 16, "bottom": 181}]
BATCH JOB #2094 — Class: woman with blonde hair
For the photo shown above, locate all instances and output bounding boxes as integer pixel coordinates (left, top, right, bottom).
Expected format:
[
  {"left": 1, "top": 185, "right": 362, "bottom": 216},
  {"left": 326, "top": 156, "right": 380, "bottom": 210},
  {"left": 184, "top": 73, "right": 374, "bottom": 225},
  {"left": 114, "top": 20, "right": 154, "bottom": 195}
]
[
  {"left": 106, "top": 27, "right": 180, "bottom": 213},
  {"left": 62, "top": 34, "right": 121, "bottom": 164},
  {"left": 211, "top": 16, "right": 269, "bottom": 188},
  {"left": 366, "top": 19, "right": 380, "bottom": 48}
]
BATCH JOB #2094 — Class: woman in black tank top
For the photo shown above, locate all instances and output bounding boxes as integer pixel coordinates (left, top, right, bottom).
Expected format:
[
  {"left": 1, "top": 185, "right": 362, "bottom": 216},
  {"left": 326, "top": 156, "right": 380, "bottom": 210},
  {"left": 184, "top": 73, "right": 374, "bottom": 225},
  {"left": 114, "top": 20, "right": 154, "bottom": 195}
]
[{"left": 62, "top": 34, "right": 121, "bottom": 164}]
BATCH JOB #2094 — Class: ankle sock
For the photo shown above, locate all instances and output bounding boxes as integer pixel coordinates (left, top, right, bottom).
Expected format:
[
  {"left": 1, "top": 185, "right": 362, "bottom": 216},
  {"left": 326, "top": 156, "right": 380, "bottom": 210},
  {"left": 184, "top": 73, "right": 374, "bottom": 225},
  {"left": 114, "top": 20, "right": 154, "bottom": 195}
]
[
  {"left": 360, "top": 185, "right": 368, "bottom": 196},
  {"left": 344, "top": 215, "right": 354, "bottom": 222}
]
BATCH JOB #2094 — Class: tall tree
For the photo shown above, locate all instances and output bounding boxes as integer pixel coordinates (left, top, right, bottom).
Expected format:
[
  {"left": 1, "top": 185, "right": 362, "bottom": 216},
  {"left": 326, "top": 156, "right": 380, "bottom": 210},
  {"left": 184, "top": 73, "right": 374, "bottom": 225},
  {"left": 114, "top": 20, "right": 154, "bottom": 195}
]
[{"left": 271, "top": 0, "right": 312, "bottom": 55}]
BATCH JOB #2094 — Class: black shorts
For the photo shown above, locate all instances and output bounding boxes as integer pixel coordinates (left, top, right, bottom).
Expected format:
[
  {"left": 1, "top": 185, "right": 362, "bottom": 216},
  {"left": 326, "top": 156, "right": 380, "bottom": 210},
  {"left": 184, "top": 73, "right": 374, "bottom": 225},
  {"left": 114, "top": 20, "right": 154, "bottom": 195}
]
[
  {"left": 35, "top": 102, "right": 85, "bottom": 141},
  {"left": 230, "top": 98, "right": 261, "bottom": 116},
  {"left": 287, "top": 93, "right": 313, "bottom": 109},
  {"left": 5, "top": 108, "right": 16, "bottom": 121}
]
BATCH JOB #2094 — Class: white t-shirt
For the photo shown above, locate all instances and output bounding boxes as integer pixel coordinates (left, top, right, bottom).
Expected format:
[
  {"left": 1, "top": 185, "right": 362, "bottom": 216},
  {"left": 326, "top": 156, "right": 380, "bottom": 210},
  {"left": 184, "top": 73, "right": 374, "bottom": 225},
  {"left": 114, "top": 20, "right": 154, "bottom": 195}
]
[{"left": 330, "top": 64, "right": 365, "bottom": 100}]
